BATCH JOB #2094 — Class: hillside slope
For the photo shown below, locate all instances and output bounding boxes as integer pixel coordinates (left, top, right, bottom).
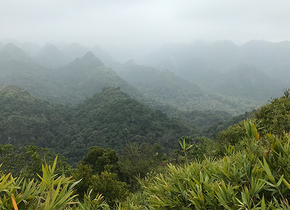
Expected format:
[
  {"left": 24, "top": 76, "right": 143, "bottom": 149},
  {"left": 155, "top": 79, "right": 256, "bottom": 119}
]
[
  {"left": 63, "top": 86, "right": 196, "bottom": 163},
  {"left": 0, "top": 85, "right": 69, "bottom": 148}
]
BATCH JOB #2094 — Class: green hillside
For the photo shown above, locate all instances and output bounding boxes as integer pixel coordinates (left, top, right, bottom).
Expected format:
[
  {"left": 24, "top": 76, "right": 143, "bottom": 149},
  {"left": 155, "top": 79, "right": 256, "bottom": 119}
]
[
  {"left": 0, "top": 85, "right": 198, "bottom": 165},
  {"left": 63, "top": 86, "right": 196, "bottom": 163},
  {"left": 0, "top": 85, "right": 69, "bottom": 148}
]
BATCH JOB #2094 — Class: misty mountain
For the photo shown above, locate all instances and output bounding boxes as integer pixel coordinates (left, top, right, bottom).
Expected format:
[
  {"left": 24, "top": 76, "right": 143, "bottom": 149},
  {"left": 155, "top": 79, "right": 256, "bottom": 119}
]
[
  {"left": 144, "top": 40, "right": 215, "bottom": 72},
  {"left": 0, "top": 44, "right": 144, "bottom": 106},
  {"left": 0, "top": 39, "right": 22, "bottom": 48},
  {"left": 0, "top": 43, "right": 72, "bottom": 103},
  {"left": 0, "top": 42, "right": 262, "bottom": 115},
  {"left": 143, "top": 40, "right": 290, "bottom": 102},
  {"left": 1, "top": 41, "right": 117, "bottom": 69},
  {"left": 143, "top": 40, "right": 240, "bottom": 86},
  {"left": 239, "top": 40, "right": 290, "bottom": 80},
  {"left": 115, "top": 61, "right": 261, "bottom": 115},
  {"left": 36, "top": 43, "right": 69, "bottom": 68},
  {"left": 0, "top": 43, "right": 35, "bottom": 63},
  {"left": 117, "top": 61, "right": 203, "bottom": 105},
  {"left": 50, "top": 51, "right": 145, "bottom": 105},
  {"left": 210, "top": 63, "right": 283, "bottom": 101},
  {"left": 61, "top": 43, "right": 116, "bottom": 67}
]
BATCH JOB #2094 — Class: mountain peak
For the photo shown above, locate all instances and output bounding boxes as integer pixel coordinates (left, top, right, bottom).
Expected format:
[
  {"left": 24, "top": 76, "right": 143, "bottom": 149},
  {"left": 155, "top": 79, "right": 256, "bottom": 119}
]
[
  {"left": 83, "top": 51, "right": 95, "bottom": 60},
  {"left": 124, "top": 59, "right": 136, "bottom": 66},
  {"left": 41, "top": 43, "right": 60, "bottom": 52},
  {"left": 0, "top": 43, "right": 34, "bottom": 62},
  {"left": 37, "top": 43, "right": 68, "bottom": 68},
  {"left": 0, "top": 85, "right": 34, "bottom": 100},
  {"left": 75, "top": 51, "right": 104, "bottom": 66}
]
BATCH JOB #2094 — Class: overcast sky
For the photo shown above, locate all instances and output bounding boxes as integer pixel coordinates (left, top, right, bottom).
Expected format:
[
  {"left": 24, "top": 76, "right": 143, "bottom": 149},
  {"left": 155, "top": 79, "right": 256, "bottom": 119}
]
[{"left": 1, "top": 0, "right": 290, "bottom": 61}]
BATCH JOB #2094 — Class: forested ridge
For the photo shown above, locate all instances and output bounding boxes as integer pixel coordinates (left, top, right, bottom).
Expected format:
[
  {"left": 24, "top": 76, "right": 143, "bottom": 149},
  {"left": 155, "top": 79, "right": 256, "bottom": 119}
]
[{"left": 0, "top": 85, "right": 199, "bottom": 164}]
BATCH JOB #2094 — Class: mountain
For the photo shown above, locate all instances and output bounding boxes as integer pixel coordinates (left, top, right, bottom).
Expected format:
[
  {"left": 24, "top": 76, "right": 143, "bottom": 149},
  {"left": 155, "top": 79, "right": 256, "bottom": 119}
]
[
  {"left": 211, "top": 63, "right": 283, "bottom": 101},
  {"left": 0, "top": 43, "right": 70, "bottom": 104},
  {"left": 115, "top": 61, "right": 261, "bottom": 115},
  {"left": 0, "top": 46, "right": 146, "bottom": 106},
  {"left": 0, "top": 85, "right": 196, "bottom": 165},
  {"left": 63, "top": 86, "right": 195, "bottom": 163},
  {"left": 142, "top": 40, "right": 241, "bottom": 87},
  {"left": 60, "top": 43, "right": 89, "bottom": 63},
  {"left": 0, "top": 43, "right": 262, "bottom": 115},
  {"left": 36, "top": 43, "right": 69, "bottom": 68},
  {"left": 142, "top": 40, "right": 290, "bottom": 102},
  {"left": 0, "top": 43, "right": 35, "bottom": 63},
  {"left": 239, "top": 40, "right": 290, "bottom": 82},
  {"left": 61, "top": 43, "right": 116, "bottom": 67},
  {"left": 0, "top": 43, "right": 3, "bottom": 50},
  {"left": 117, "top": 62, "right": 203, "bottom": 108},
  {"left": 50, "top": 51, "right": 145, "bottom": 105},
  {"left": 0, "top": 85, "right": 69, "bottom": 148}
]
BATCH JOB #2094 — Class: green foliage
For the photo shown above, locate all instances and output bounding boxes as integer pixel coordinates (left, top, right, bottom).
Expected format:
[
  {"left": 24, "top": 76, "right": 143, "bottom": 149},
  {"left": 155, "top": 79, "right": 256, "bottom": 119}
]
[
  {"left": 184, "top": 136, "right": 219, "bottom": 161},
  {"left": 34, "top": 157, "right": 78, "bottom": 210},
  {"left": 131, "top": 122, "right": 290, "bottom": 209},
  {"left": 244, "top": 119, "right": 259, "bottom": 139},
  {"left": 0, "top": 85, "right": 195, "bottom": 165},
  {"left": 0, "top": 144, "right": 72, "bottom": 179},
  {"left": 73, "top": 165, "right": 128, "bottom": 207},
  {"left": 0, "top": 155, "right": 112, "bottom": 209},
  {"left": 91, "top": 171, "right": 129, "bottom": 206},
  {"left": 0, "top": 85, "right": 70, "bottom": 149},
  {"left": 216, "top": 120, "right": 247, "bottom": 146},
  {"left": 65, "top": 87, "right": 193, "bottom": 164},
  {"left": 179, "top": 137, "right": 193, "bottom": 164},
  {"left": 0, "top": 157, "right": 81, "bottom": 210},
  {"left": 255, "top": 94, "right": 290, "bottom": 137},
  {"left": 73, "top": 146, "right": 129, "bottom": 207},
  {"left": 82, "top": 146, "right": 119, "bottom": 174},
  {"left": 118, "top": 143, "right": 164, "bottom": 191},
  {"left": 75, "top": 190, "right": 109, "bottom": 210}
]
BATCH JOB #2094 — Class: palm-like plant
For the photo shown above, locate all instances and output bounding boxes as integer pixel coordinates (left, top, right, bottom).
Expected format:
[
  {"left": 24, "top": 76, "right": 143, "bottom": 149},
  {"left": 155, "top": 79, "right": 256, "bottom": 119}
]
[
  {"left": 0, "top": 157, "right": 84, "bottom": 210},
  {"left": 137, "top": 120, "right": 290, "bottom": 209}
]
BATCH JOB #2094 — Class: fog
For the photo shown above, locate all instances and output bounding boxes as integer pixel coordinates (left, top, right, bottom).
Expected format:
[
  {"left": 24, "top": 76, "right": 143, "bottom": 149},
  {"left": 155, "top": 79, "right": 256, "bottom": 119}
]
[{"left": 1, "top": 0, "right": 290, "bottom": 62}]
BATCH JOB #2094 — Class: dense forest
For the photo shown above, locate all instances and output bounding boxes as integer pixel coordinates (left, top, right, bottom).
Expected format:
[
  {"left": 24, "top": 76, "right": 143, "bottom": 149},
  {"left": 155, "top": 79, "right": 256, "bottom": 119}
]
[{"left": 1, "top": 40, "right": 290, "bottom": 209}]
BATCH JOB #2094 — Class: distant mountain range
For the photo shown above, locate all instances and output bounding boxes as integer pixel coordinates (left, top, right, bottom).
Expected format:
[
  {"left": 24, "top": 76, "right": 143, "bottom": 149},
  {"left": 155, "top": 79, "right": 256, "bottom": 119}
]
[
  {"left": 0, "top": 43, "right": 142, "bottom": 105},
  {"left": 142, "top": 39, "right": 290, "bottom": 102},
  {"left": 0, "top": 42, "right": 262, "bottom": 115},
  {"left": 0, "top": 40, "right": 115, "bottom": 68}
]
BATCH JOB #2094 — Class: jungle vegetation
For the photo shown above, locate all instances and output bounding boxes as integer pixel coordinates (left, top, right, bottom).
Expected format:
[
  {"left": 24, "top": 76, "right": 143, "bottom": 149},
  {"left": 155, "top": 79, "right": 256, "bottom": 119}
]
[{"left": 1, "top": 89, "right": 290, "bottom": 209}]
